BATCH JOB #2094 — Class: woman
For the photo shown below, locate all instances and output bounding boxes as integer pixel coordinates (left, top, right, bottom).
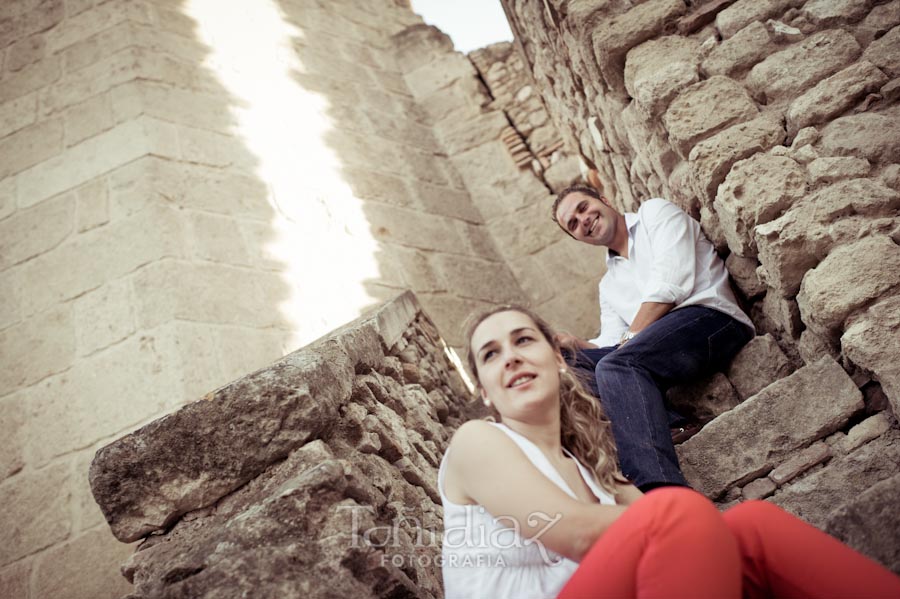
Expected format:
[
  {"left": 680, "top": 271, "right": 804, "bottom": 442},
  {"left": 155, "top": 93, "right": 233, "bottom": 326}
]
[{"left": 439, "top": 305, "right": 900, "bottom": 599}]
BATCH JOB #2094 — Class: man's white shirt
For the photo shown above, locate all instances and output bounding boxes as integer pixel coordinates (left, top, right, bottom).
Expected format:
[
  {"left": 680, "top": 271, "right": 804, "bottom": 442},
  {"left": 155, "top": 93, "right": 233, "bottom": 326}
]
[{"left": 590, "top": 198, "right": 755, "bottom": 348}]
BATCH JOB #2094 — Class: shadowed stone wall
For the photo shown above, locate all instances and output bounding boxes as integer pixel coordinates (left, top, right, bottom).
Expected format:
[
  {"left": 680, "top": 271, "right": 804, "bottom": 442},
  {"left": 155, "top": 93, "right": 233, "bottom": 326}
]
[{"left": 500, "top": 0, "right": 900, "bottom": 572}]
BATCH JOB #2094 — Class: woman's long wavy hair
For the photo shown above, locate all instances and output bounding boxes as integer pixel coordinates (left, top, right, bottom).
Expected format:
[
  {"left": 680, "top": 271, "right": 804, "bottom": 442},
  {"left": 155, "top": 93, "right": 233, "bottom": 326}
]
[{"left": 465, "top": 305, "right": 628, "bottom": 496}]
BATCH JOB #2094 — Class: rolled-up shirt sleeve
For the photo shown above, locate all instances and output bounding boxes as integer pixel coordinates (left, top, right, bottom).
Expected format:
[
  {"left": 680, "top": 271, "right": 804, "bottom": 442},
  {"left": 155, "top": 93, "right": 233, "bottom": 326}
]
[
  {"left": 591, "top": 285, "right": 629, "bottom": 347},
  {"left": 640, "top": 199, "right": 699, "bottom": 306}
]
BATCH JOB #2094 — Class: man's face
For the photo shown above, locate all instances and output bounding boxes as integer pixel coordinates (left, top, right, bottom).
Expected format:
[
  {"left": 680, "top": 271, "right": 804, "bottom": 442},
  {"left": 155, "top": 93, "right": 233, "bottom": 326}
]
[{"left": 555, "top": 191, "right": 618, "bottom": 246}]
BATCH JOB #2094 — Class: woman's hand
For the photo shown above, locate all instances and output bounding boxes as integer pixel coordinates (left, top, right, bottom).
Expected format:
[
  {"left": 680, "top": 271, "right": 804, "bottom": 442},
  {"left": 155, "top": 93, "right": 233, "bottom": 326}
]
[{"left": 554, "top": 332, "right": 598, "bottom": 352}]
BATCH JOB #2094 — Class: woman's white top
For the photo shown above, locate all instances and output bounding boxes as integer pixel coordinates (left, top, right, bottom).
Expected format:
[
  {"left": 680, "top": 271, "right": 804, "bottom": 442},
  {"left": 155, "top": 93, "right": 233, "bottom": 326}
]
[{"left": 439, "top": 422, "right": 617, "bottom": 599}]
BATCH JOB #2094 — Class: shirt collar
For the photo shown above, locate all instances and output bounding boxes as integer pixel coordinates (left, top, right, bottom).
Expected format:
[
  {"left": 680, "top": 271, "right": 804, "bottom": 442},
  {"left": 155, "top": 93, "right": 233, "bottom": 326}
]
[{"left": 605, "top": 211, "right": 640, "bottom": 263}]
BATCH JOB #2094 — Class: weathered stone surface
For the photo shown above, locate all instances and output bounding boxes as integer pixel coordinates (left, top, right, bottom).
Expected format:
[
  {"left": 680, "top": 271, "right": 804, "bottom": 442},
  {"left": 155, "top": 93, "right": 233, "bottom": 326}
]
[
  {"left": 726, "top": 334, "right": 794, "bottom": 400},
  {"left": 433, "top": 110, "right": 509, "bottom": 155},
  {"left": 591, "top": 0, "right": 688, "bottom": 92},
  {"left": 855, "top": 0, "right": 900, "bottom": 46},
  {"left": 837, "top": 413, "right": 892, "bottom": 454},
  {"left": 667, "top": 372, "right": 741, "bottom": 423},
  {"left": 0, "top": 396, "right": 25, "bottom": 480},
  {"left": 689, "top": 115, "right": 785, "bottom": 203},
  {"left": 797, "top": 236, "right": 900, "bottom": 339},
  {"left": 664, "top": 76, "right": 759, "bottom": 158},
  {"left": 391, "top": 23, "right": 455, "bottom": 73},
  {"left": 702, "top": 21, "right": 771, "bottom": 76},
  {"left": 624, "top": 36, "right": 700, "bottom": 117},
  {"left": 798, "top": 328, "right": 839, "bottom": 365},
  {"left": 742, "top": 477, "right": 776, "bottom": 500},
  {"left": 807, "top": 156, "right": 871, "bottom": 185},
  {"left": 714, "top": 153, "right": 806, "bottom": 257},
  {"left": 759, "top": 291, "right": 803, "bottom": 339},
  {"left": 801, "top": 0, "right": 871, "bottom": 28},
  {"left": 0, "top": 191, "right": 73, "bottom": 270},
  {"left": 0, "top": 559, "right": 31, "bottom": 599},
  {"left": 678, "top": 357, "right": 863, "bottom": 498},
  {"left": 747, "top": 30, "right": 861, "bottom": 103},
  {"left": 755, "top": 179, "right": 900, "bottom": 297},
  {"left": 769, "top": 441, "right": 831, "bottom": 485},
  {"left": 825, "top": 473, "right": 900, "bottom": 574},
  {"left": 843, "top": 294, "right": 900, "bottom": 416},
  {"left": 716, "top": 0, "right": 804, "bottom": 39},
  {"left": 772, "top": 429, "right": 900, "bottom": 529},
  {"left": 863, "top": 25, "right": 900, "bottom": 77},
  {"left": 0, "top": 304, "right": 74, "bottom": 393},
  {"left": 786, "top": 61, "right": 889, "bottom": 135},
  {"left": 0, "top": 462, "right": 71, "bottom": 565},
  {"left": 726, "top": 253, "right": 766, "bottom": 298},
  {"left": 818, "top": 108, "right": 900, "bottom": 164},
  {"left": 432, "top": 254, "right": 523, "bottom": 304}
]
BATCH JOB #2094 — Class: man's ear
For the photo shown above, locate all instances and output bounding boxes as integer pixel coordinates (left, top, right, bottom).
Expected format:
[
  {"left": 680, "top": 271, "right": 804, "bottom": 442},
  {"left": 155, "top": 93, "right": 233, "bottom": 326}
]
[{"left": 600, "top": 195, "right": 612, "bottom": 207}]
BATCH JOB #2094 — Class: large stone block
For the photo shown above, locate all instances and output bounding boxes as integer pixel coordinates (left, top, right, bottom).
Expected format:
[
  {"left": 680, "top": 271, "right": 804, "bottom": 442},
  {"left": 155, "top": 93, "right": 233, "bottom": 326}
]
[
  {"left": 410, "top": 180, "right": 483, "bottom": 224},
  {"left": 747, "top": 30, "right": 861, "bottom": 103},
  {"left": 726, "top": 334, "right": 794, "bottom": 400},
  {"left": 403, "top": 53, "right": 479, "bottom": 99},
  {"left": 0, "top": 54, "right": 60, "bottom": 105},
  {"left": 0, "top": 92, "right": 37, "bottom": 139},
  {"left": 678, "top": 357, "right": 863, "bottom": 498},
  {"left": 825, "top": 473, "right": 900, "bottom": 573},
  {"left": 433, "top": 110, "right": 509, "bottom": 155},
  {"left": 75, "top": 176, "right": 109, "bottom": 232},
  {"left": 715, "top": 0, "right": 804, "bottom": 39},
  {"left": 0, "top": 304, "right": 74, "bottom": 394},
  {"left": 624, "top": 36, "right": 700, "bottom": 117},
  {"left": 807, "top": 156, "right": 871, "bottom": 185},
  {"left": 688, "top": 115, "right": 785, "bottom": 204},
  {"left": 0, "top": 461, "right": 70, "bottom": 565},
  {"left": 797, "top": 236, "right": 900, "bottom": 339},
  {"left": 187, "top": 210, "right": 253, "bottom": 266},
  {"left": 664, "top": 76, "right": 759, "bottom": 158},
  {"left": 73, "top": 277, "right": 136, "bottom": 357},
  {"left": 0, "top": 559, "right": 30, "bottom": 599},
  {"left": 432, "top": 254, "right": 522, "bottom": 304},
  {"left": 0, "top": 116, "right": 63, "bottom": 179},
  {"left": 364, "top": 202, "right": 466, "bottom": 254},
  {"left": 863, "top": 25, "right": 900, "bottom": 77},
  {"left": 801, "top": 0, "right": 871, "bottom": 28},
  {"left": 591, "top": 0, "right": 688, "bottom": 92},
  {"left": 755, "top": 179, "right": 900, "bottom": 297},
  {"left": 701, "top": 21, "right": 771, "bottom": 77},
  {"left": 110, "top": 79, "right": 235, "bottom": 135},
  {"left": 0, "top": 0, "right": 63, "bottom": 49},
  {"left": 713, "top": 153, "right": 806, "bottom": 257},
  {"left": 46, "top": 0, "right": 153, "bottom": 53},
  {"left": 0, "top": 395, "right": 25, "bottom": 480},
  {"left": 772, "top": 429, "right": 900, "bottom": 529},
  {"left": 19, "top": 204, "right": 186, "bottom": 315},
  {"left": 786, "top": 61, "right": 889, "bottom": 136},
  {"left": 0, "top": 191, "right": 73, "bottom": 270},
  {"left": 33, "top": 527, "right": 135, "bottom": 599},
  {"left": 855, "top": 0, "right": 900, "bottom": 46},
  {"left": 817, "top": 107, "right": 900, "bottom": 164},
  {"left": 842, "top": 294, "right": 900, "bottom": 416},
  {"left": 487, "top": 199, "right": 561, "bottom": 258}
]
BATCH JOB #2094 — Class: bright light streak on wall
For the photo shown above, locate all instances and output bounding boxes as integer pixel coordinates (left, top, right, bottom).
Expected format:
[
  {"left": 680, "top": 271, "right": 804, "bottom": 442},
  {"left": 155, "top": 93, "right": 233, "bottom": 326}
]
[{"left": 185, "top": 0, "right": 383, "bottom": 350}]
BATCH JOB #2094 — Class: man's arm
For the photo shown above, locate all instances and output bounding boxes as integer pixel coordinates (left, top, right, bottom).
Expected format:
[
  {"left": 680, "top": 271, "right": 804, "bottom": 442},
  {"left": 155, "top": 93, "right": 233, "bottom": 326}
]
[{"left": 626, "top": 301, "right": 673, "bottom": 336}]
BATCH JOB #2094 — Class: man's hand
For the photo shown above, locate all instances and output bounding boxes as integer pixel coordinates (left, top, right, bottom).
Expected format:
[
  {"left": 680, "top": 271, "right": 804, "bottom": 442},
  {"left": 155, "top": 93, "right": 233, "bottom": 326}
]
[{"left": 554, "top": 332, "right": 598, "bottom": 352}]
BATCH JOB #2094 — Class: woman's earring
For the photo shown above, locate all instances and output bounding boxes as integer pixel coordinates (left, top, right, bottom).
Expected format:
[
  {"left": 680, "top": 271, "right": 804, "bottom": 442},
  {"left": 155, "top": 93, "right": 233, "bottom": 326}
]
[
  {"left": 483, "top": 398, "right": 491, "bottom": 407},
  {"left": 559, "top": 368, "right": 567, "bottom": 374}
]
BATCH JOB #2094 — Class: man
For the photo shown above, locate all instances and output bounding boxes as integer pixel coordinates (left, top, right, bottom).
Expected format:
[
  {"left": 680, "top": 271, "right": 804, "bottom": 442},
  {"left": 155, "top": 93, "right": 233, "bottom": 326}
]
[{"left": 552, "top": 183, "right": 754, "bottom": 492}]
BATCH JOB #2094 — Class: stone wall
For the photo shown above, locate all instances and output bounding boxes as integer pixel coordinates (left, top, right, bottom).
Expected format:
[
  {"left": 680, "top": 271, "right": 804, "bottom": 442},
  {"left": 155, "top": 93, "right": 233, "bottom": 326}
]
[
  {"left": 89, "top": 292, "right": 478, "bottom": 598},
  {"left": 0, "top": 1, "right": 603, "bottom": 595},
  {"left": 501, "top": 0, "right": 900, "bottom": 572}
]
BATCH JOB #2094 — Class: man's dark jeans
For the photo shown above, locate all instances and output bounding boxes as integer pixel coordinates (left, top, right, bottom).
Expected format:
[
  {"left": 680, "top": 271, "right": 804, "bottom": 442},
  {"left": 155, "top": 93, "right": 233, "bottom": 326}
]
[{"left": 568, "top": 306, "right": 753, "bottom": 491}]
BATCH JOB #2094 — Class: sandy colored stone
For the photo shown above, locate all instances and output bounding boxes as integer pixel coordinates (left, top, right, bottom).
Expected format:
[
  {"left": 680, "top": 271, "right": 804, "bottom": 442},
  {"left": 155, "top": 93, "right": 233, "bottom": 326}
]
[
  {"left": 75, "top": 176, "right": 109, "bottom": 233},
  {"left": 6, "top": 32, "right": 46, "bottom": 72},
  {"left": 716, "top": 0, "right": 805, "bottom": 39},
  {"left": 742, "top": 477, "right": 777, "bottom": 500},
  {"left": 689, "top": 115, "right": 785, "bottom": 204},
  {"left": 215, "top": 326, "right": 289, "bottom": 385},
  {"left": 0, "top": 191, "right": 73, "bottom": 270},
  {"left": 839, "top": 413, "right": 892, "bottom": 454},
  {"left": 842, "top": 294, "right": 900, "bottom": 416},
  {"left": 772, "top": 429, "right": 900, "bottom": 529},
  {"left": 769, "top": 441, "right": 831, "bottom": 485},
  {"left": 433, "top": 109, "right": 508, "bottom": 154},
  {"left": 818, "top": 108, "right": 900, "bottom": 164},
  {"left": 591, "top": 0, "right": 687, "bottom": 91},
  {"left": 664, "top": 76, "right": 759, "bottom": 158},
  {"left": 726, "top": 334, "right": 794, "bottom": 400},
  {"left": 0, "top": 54, "right": 60, "bottom": 105},
  {"left": 391, "top": 23, "right": 455, "bottom": 72},
  {"left": 33, "top": 528, "right": 135, "bottom": 599},
  {"left": 801, "top": 0, "right": 871, "bottom": 28},
  {"left": 797, "top": 236, "right": 900, "bottom": 338},
  {"left": 187, "top": 211, "right": 253, "bottom": 266},
  {"left": 807, "top": 156, "right": 871, "bottom": 185},
  {"left": 624, "top": 36, "right": 700, "bottom": 117},
  {"left": 73, "top": 277, "right": 135, "bottom": 357},
  {"left": 0, "top": 304, "right": 74, "bottom": 393},
  {"left": 747, "top": 30, "right": 861, "bottom": 103},
  {"left": 0, "top": 395, "right": 26, "bottom": 481},
  {"left": 487, "top": 199, "right": 562, "bottom": 258},
  {"left": 678, "top": 356, "right": 862, "bottom": 498},
  {"left": 0, "top": 117, "right": 63, "bottom": 180},
  {"left": 726, "top": 253, "right": 766, "bottom": 298},
  {"left": 0, "top": 461, "right": 71, "bottom": 565},
  {"left": 0, "top": 559, "right": 31, "bottom": 599},
  {"left": 863, "top": 25, "right": 900, "bottom": 77},
  {"left": 786, "top": 61, "right": 889, "bottom": 135},
  {"left": 855, "top": 0, "right": 900, "bottom": 46},
  {"left": 0, "top": 93, "right": 37, "bottom": 140},
  {"left": 432, "top": 254, "right": 523, "bottom": 304},
  {"left": 755, "top": 179, "right": 900, "bottom": 297},
  {"left": 760, "top": 291, "right": 803, "bottom": 339},
  {"left": 404, "top": 53, "right": 479, "bottom": 99},
  {"left": 411, "top": 181, "right": 483, "bottom": 223},
  {"left": 702, "top": 21, "right": 771, "bottom": 76},
  {"left": 63, "top": 92, "right": 114, "bottom": 147},
  {"left": 825, "top": 473, "right": 900, "bottom": 573},
  {"left": 667, "top": 372, "right": 741, "bottom": 423},
  {"left": 714, "top": 153, "right": 806, "bottom": 257}
]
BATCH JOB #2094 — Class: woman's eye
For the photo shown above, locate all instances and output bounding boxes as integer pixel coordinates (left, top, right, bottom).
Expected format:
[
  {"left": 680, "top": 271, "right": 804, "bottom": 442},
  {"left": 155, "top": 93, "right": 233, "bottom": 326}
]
[
  {"left": 516, "top": 336, "right": 534, "bottom": 345},
  {"left": 482, "top": 349, "right": 497, "bottom": 361}
]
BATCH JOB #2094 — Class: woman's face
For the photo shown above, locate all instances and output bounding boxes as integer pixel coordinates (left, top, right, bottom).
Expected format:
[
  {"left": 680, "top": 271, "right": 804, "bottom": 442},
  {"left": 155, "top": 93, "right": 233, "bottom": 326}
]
[{"left": 469, "top": 310, "right": 566, "bottom": 418}]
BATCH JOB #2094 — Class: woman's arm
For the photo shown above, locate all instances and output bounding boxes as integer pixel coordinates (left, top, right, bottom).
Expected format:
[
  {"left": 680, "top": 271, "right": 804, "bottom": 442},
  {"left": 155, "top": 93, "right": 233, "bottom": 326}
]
[
  {"left": 614, "top": 482, "right": 644, "bottom": 506},
  {"left": 446, "top": 420, "right": 627, "bottom": 562}
]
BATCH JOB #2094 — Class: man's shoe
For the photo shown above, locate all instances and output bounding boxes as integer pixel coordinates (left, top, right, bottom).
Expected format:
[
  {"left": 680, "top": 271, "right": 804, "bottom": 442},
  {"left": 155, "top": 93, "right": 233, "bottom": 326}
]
[{"left": 671, "top": 423, "right": 702, "bottom": 444}]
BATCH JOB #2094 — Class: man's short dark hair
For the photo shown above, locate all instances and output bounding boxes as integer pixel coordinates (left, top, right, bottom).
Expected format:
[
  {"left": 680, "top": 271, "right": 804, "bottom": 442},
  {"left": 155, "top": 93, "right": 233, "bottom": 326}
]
[{"left": 551, "top": 184, "right": 601, "bottom": 237}]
